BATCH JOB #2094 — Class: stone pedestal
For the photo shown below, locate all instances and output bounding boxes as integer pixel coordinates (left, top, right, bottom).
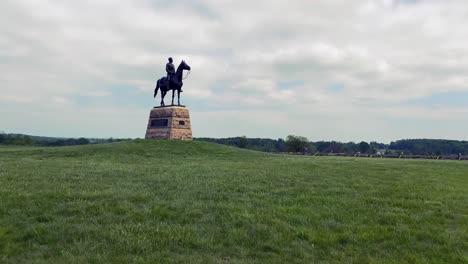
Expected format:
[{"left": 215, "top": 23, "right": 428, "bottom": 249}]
[{"left": 145, "top": 106, "right": 192, "bottom": 140}]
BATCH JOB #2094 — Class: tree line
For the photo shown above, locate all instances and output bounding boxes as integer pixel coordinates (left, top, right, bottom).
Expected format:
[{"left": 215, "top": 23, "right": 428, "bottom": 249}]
[
  {"left": 2, "top": 132, "right": 467, "bottom": 155},
  {"left": 195, "top": 136, "right": 468, "bottom": 155},
  {"left": 0, "top": 133, "right": 129, "bottom": 147}
]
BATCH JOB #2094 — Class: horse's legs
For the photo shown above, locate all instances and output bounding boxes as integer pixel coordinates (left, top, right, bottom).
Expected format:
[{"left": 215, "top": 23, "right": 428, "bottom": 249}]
[
  {"left": 154, "top": 80, "right": 159, "bottom": 98},
  {"left": 178, "top": 90, "right": 181, "bottom": 105},
  {"left": 161, "top": 91, "right": 166, "bottom": 106},
  {"left": 171, "top": 89, "right": 175, "bottom": 105}
]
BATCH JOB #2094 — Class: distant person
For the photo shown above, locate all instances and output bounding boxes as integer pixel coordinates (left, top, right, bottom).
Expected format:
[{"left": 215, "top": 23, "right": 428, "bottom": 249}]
[{"left": 303, "top": 146, "right": 309, "bottom": 156}]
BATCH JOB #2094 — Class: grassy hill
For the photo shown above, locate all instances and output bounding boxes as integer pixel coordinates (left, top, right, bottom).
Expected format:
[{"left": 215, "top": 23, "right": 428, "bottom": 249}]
[{"left": 0, "top": 140, "right": 467, "bottom": 263}]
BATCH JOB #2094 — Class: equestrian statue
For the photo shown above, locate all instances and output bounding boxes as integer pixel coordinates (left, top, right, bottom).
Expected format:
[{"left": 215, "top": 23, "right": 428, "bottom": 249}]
[{"left": 154, "top": 57, "right": 191, "bottom": 106}]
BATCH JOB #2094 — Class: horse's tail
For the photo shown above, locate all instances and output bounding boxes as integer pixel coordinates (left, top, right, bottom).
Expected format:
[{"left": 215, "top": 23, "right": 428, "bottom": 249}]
[{"left": 154, "top": 80, "right": 160, "bottom": 98}]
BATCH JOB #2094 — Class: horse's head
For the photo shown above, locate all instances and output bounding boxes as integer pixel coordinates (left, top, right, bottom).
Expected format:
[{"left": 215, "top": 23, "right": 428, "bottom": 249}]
[{"left": 180, "top": 60, "right": 191, "bottom": 71}]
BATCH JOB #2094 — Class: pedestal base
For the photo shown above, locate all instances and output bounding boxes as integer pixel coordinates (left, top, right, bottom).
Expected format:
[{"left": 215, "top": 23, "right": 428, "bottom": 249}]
[{"left": 145, "top": 106, "right": 192, "bottom": 140}]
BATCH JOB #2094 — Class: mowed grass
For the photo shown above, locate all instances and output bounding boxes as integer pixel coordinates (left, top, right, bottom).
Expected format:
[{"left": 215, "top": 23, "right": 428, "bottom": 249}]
[{"left": 0, "top": 140, "right": 467, "bottom": 263}]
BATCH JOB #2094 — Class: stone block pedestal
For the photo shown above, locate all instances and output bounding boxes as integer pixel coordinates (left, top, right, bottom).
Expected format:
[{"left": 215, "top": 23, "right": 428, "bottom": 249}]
[{"left": 145, "top": 106, "right": 192, "bottom": 140}]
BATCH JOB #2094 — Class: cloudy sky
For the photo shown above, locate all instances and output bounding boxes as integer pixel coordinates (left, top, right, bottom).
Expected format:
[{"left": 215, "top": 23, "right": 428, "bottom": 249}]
[{"left": 1, "top": 0, "right": 468, "bottom": 142}]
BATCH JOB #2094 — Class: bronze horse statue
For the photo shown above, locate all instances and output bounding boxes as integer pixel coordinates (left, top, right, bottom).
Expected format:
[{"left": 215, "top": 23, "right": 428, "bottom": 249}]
[{"left": 154, "top": 60, "right": 191, "bottom": 106}]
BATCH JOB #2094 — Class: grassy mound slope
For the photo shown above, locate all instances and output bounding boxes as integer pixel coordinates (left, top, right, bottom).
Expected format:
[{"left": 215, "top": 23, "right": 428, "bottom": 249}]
[{"left": 0, "top": 140, "right": 467, "bottom": 263}]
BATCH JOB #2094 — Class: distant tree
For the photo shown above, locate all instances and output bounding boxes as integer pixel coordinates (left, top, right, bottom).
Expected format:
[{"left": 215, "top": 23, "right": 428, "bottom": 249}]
[
  {"left": 77, "top": 138, "right": 90, "bottom": 145},
  {"left": 315, "top": 141, "right": 344, "bottom": 153},
  {"left": 369, "top": 146, "right": 377, "bottom": 155},
  {"left": 389, "top": 139, "right": 468, "bottom": 155},
  {"left": 23, "top": 136, "right": 33, "bottom": 146},
  {"left": 343, "top": 142, "right": 359, "bottom": 153},
  {"left": 238, "top": 136, "right": 247, "bottom": 149},
  {"left": 307, "top": 143, "right": 317, "bottom": 154},
  {"left": 359, "top": 141, "right": 370, "bottom": 153},
  {"left": 370, "top": 141, "right": 386, "bottom": 150},
  {"left": 276, "top": 138, "right": 286, "bottom": 152},
  {"left": 285, "top": 135, "right": 309, "bottom": 153}
]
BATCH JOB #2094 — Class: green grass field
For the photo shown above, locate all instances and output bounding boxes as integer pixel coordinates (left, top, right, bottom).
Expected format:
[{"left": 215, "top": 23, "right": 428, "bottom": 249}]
[{"left": 0, "top": 140, "right": 467, "bottom": 263}]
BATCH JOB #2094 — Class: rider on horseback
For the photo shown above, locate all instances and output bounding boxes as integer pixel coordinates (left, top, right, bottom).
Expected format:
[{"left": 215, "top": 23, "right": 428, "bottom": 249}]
[
  {"left": 166, "top": 57, "right": 175, "bottom": 82},
  {"left": 155, "top": 59, "right": 191, "bottom": 106},
  {"left": 166, "top": 57, "right": 182, "bottom": 92}
]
